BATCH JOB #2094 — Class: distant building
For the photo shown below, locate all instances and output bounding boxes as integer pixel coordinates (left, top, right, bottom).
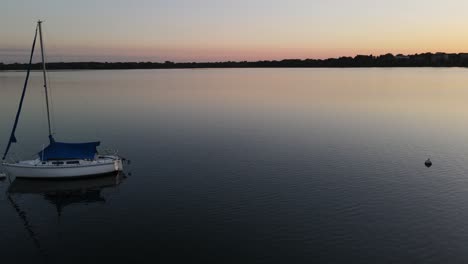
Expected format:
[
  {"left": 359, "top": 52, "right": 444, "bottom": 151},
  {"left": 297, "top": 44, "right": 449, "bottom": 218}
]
[
  {"left": 395, "top": 54, "right": 409, "bottom": 60},
  {"left": 460, "top": 53, "right": 468, "bottom": 62},
  {"left": 431, "top": 52, "right": 449, "bottom": 63}
]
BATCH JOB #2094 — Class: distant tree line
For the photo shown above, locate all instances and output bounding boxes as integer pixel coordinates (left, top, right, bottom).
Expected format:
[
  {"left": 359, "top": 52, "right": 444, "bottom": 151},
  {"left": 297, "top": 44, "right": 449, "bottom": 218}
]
[{"left": 3, "top": 52, "right": 468, "bottom": 70}]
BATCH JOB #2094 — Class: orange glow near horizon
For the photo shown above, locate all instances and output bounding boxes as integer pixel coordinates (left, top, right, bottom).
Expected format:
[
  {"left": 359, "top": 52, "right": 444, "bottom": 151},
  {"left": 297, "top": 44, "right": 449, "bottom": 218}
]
[{"left": 3, "top": 0, "right": 468, "bottom": 62}]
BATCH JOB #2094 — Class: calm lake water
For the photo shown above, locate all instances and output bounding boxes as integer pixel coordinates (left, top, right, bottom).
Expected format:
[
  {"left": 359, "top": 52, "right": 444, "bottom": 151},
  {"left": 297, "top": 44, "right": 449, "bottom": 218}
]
[{"left": 2, "top": 68, "right": 468, "bottom": 263}]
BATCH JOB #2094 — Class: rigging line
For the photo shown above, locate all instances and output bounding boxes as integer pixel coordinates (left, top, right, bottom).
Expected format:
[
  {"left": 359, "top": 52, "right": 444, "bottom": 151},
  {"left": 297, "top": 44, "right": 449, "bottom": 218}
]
[
  {"left": 38, "top": 51, "right": 48, "bottom": 139},
  {"left": 39, "top": 75, "right": 48, "bottom": 138},
  {"left": 2, "top": 24, "right": 39, "bottom": 160},
  {"left": 47, "top": 70, "right": 56, "bottom": 136},
  {"left": 38, "top": 21, "right": 53, "bottom": 138}
]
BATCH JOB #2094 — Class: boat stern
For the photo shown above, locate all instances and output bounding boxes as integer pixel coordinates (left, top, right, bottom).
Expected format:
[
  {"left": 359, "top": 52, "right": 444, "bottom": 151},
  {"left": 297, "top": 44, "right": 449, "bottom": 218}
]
[{"left": 114, "top": 158, "right": 123, "bottom": 171}]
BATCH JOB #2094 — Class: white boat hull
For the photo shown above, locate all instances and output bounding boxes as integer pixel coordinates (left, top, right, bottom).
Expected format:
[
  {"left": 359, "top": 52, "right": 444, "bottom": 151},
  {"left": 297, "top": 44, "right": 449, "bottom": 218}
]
[{"left": 2, "top": 156, "right": 123, "bottom": 179}]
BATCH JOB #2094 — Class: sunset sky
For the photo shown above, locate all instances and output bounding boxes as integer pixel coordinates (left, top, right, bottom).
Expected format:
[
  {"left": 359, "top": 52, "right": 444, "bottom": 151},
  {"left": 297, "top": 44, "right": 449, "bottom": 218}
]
[{"left": 2, "top": 0, "right": 468, "bottom": 62}]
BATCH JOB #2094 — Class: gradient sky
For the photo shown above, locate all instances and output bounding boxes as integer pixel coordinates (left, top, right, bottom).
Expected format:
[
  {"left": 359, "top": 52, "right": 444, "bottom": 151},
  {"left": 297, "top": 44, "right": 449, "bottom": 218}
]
[{"left": 2, "top": 0, "right": 468, "bottom": 62}]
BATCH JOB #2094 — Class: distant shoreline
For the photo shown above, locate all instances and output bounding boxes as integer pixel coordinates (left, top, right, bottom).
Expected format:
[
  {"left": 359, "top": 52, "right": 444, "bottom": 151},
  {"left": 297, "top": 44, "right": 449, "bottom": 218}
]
[{"left": 2, "top": 52, "right": 468, "bottom": 70}]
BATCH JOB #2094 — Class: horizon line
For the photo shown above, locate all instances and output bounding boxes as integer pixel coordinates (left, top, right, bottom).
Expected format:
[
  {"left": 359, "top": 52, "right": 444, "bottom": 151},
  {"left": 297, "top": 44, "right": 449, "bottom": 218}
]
[{"left": 2, "top": 51, "right": 468, "bottom": 65}]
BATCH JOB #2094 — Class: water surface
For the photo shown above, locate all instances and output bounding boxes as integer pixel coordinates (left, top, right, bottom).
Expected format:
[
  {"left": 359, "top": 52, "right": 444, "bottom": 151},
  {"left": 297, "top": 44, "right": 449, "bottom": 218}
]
[{"left": 2, "top": 68, "right": 468, "bottom": 263}]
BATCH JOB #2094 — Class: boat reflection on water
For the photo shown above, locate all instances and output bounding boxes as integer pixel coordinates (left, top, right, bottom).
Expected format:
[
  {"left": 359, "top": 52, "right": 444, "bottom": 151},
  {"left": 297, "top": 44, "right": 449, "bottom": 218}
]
[
  {"left": 8, "top": 172, "right": 125, "bottom": 215},
  {"left": 6, "top": 172, "right": 126, "bottom": 257}
]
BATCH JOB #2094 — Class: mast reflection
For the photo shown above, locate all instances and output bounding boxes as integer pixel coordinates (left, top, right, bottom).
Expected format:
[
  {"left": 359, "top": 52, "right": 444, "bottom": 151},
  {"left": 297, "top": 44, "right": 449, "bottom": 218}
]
[{"left": 6, "top": 172, "right": 126, "bottom": 260}]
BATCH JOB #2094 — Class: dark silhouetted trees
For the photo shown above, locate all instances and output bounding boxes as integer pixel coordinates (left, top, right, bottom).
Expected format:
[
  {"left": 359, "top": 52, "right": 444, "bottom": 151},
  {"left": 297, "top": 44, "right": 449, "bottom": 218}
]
[{"left": 1, "top": 52, "right": 468, "bottom": 70}]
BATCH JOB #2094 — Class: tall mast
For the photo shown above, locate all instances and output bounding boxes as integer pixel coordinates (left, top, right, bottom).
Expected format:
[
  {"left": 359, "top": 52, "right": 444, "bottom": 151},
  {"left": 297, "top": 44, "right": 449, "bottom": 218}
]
[{"left": 37, "top": 20, "right": 53, "bottom": 139}]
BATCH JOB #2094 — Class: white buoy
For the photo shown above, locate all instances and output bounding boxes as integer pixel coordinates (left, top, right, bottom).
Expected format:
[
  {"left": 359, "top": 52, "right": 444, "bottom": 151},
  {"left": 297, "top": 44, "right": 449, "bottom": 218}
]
[{"left": 425, "top": 158, "right": 432, "bottom": 168}]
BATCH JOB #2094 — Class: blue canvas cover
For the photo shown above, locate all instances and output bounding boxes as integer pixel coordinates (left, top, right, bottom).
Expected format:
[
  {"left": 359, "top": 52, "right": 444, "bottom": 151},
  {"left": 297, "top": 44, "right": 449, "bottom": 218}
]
[{"left": 38, "top": 141, "right": 100, "bottom": 161}]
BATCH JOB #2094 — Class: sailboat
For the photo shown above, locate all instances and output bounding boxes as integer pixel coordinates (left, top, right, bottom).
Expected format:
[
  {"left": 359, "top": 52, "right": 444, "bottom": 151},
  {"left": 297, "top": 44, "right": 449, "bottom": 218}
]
[{"left": 1, "top": 21, "right": 123, "bottom": 179}]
